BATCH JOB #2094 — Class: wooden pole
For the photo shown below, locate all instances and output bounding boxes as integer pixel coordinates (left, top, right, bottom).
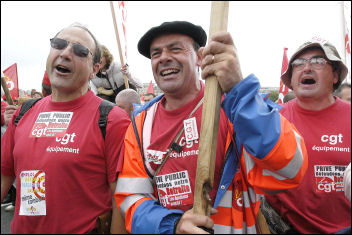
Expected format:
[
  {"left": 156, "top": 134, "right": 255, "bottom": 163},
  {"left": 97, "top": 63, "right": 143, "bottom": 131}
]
[
  {"left": 193, "top": 1, "right": 229, "bottom": 216},
  {"left": 1, "top": 76, "right": 14, "bottom": 105},
  {"left": 109, "top": 1, "right": 129, "bottom": 89}
]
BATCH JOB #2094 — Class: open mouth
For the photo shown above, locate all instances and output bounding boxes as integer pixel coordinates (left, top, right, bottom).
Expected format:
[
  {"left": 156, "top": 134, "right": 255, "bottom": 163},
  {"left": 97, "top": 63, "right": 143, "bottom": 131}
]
[
  {"left": 301, "top": 78, "right": 316, "bottom": 85},
  {"left": 160, "top": 69, "right": 179, "bottom": 77},
  {"left": 56, "top": 65, "right": 71, "bottom": 74}
]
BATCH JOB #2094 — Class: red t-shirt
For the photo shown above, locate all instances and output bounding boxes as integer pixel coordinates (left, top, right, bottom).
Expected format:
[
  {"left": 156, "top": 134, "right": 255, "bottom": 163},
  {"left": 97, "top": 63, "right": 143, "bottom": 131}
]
[
  {"left": 145, "top": 83, "right": 229, "bottom": 212},
  {"left": 1, "top": 90, "right": 130, "bottom": 234},
  {"left": 266, "top": 98, "right": 351, "bottom": 233}
]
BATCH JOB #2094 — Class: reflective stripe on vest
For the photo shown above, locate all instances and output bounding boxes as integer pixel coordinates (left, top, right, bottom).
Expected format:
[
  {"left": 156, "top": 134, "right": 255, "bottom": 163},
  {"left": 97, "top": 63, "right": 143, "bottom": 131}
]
[
  {"left": 262, "top": 130, "right": 303, "bottom": 180},
  {"left": 142, "top": 101, "right": 160, "bottom": 176},
  {"left": 120, "top": 194, "right": 146, "bottom": 217},
  {"left": 214, "top": 223, "right": 257, "bottom": 234},
  {"left": 115, "top": 177, "right": 154, "bottom": 194},
  {"left": 243, "top": 130, "right": 303, "bottom": 180},
  {"left": 214, "top": 181, "right": 262, "bottom": 234},
  {"left": 217, "top": 188, "right": 261, "bottom": 209}
]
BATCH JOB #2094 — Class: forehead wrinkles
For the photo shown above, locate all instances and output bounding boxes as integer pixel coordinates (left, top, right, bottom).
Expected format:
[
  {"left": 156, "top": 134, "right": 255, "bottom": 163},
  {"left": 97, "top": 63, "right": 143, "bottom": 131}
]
[
  {"left": 57, "top": 27, "right": 95, "bottom": 52},
  {"left": 150, "top": 34, "right": 194, "bottom": 52}
]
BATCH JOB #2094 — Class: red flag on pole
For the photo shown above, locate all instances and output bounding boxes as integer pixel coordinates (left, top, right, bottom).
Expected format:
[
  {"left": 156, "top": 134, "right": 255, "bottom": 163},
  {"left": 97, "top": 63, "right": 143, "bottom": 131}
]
[
  {"left": 146, "top": 80, "right": 155, "bottom": 94},
  {"left": 342, "top": 1, "right": 351, "bottom": 82},
  {"left": 278, "top": 48, "right": 289, "bottom": 104},
  {"left": 2, "top": 63, "right": 19, "bottom": 101}
]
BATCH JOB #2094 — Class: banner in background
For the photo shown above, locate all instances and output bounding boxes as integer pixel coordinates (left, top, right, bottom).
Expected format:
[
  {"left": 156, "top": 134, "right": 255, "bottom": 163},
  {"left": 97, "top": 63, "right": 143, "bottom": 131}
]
[
  {"left": 278, "top": 48, "right": 289, "bottom": 104},
  {"left": 342, "top": 1, "right": 351, "bottom": 82},
  {"left": 146, "top": 80, "right": 155, "bottom": 94}
]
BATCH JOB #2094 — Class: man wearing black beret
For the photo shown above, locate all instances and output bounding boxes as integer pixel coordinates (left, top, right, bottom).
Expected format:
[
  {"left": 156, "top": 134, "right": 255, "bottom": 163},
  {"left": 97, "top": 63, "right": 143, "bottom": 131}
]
[{"left": 114, "top": 21, "right": 308, "bottom": 234}]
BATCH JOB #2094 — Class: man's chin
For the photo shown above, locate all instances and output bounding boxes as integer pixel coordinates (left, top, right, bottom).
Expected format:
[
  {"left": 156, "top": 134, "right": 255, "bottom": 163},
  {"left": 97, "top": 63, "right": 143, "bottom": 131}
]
[
  {"left": 161, "top": 82, "right": 181, "bottom": 91},
  {"left": 296, "top": 89, "right": 318, "bottom": 99}
]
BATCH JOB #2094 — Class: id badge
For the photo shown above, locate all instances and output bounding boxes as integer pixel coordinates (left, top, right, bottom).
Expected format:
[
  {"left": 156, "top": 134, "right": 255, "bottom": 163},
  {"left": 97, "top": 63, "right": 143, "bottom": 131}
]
[{"left": 183, "top": 117, "right": 198, "bottom": 143}]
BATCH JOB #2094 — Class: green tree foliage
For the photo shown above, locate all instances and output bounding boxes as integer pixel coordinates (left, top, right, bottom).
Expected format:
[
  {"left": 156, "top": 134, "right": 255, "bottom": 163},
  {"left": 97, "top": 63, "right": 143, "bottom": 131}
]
[{"left": 268, "top": 90, "right": 279, "bottom": 102}]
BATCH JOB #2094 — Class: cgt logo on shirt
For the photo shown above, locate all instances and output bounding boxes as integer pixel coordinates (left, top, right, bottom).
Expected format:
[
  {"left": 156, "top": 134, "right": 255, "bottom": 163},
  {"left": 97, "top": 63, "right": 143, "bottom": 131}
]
[
  {"left": 321, "top": 134, "right": 343, "bottom": 145},
  {"left": 314, "top": 165, "right": 346, "bottom": 193},
  {"left": 55, "top": 133, "right": 76, "bottom": 145},
  {"left": 146, "top": 149, "right": 166, "bottom": 164}
]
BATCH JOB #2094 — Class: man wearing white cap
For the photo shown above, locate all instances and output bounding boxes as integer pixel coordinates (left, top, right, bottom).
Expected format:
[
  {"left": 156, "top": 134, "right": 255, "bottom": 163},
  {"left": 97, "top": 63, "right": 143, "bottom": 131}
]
[{"left": 265, "top": 37, "right": 351, "bottom": 233}]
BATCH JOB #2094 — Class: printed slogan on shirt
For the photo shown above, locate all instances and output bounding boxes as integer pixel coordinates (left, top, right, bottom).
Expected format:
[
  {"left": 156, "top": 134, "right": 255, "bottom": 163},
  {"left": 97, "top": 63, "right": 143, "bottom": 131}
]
[
  {"left": 156, "top": 170, "right": 193, "bottom": 209},
  {"left": 30, "top": 112, "right": 73, "bottom": 138},
  {"left": 314, "top": 165, "right": 347, "bottom": 193}
]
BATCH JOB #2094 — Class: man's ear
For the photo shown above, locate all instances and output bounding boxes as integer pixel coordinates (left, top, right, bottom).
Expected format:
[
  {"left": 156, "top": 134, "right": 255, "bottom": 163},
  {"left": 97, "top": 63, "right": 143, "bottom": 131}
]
[
  {"left": 333, "top": 70, "right": 339, "bottom": 85},
  {"left": 196, "top": 47, "right": 204, "bottom": 67},
  {"left": 89, "top": 64, "right": 100, "bottom": 79}
]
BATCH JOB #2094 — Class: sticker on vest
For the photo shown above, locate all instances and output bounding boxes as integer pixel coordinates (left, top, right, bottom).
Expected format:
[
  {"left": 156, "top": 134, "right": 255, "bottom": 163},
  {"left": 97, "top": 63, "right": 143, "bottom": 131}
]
[
  {"left": 19, "top": 170, "right": 46, "bottom": 216},
  {"left": 30, "top": 112, "right": 73, "bottom": 138},
  {"left": 155, "top": 170, "right": 193, "bottom": 208},
  {"left": 145, "top": 149, "right": 166, "bottom": 164},
  {"left": 184, "top": 117, "right": 198, "bottom": 143},
  {"left": 314, "top": 165, "right": 347, "bottom": 193}
]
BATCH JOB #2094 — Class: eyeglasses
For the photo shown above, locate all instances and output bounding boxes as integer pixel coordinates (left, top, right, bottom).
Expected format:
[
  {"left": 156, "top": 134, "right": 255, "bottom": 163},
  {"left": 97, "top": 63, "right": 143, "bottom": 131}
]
[
  {"left": 291, "top": 57, "right": 330, "bottom": 71},
  {"left": 50, "top": 37, "right": 93, "bottom": 58}
]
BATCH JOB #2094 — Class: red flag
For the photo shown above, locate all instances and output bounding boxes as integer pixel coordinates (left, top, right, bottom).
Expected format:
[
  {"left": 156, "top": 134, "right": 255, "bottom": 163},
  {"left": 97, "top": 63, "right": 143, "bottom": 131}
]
[
  {"left": 343, "top": 1, "right": 351, "bottom": 81},
  {"left": 2, "top": 63, "right": 19, "bottom": 101},
  {"left": 278, "top": 48, "right": 289, "bottom": 104},
  {"left": 146, "top": 80, "right": 155, "bottom": 94}
]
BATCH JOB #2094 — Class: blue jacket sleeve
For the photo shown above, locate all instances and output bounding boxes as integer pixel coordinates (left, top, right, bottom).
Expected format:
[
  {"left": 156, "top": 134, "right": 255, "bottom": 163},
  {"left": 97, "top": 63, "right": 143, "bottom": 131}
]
[
  {"left": 222, "top": 74, "right": 282, "bottom": 159},
  {"left": 131, "top": 199, "right": 183, "bottom": 234}
]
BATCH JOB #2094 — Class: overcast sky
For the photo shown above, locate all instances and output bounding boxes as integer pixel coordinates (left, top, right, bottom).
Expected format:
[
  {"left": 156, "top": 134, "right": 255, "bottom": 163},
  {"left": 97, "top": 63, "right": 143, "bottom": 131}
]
[{"left": 1, "top": 1, "right": 351, "bottom": 92}]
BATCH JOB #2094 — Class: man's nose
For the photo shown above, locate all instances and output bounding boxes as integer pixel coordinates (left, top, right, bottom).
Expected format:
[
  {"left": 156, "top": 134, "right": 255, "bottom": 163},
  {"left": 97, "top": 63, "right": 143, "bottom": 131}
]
[
  {"left": 159, "top": 48, "right": 171, "bottom": 63},
  {"left": 302, "top": 60, "right": 312, "bottom": 71},
  {"left": 58, "top": 44, "right": 73, "bottom": 59}
]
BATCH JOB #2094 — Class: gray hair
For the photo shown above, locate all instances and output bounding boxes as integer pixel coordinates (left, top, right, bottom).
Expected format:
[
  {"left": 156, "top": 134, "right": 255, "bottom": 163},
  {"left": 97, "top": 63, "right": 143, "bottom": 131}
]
[{"left": 54, "top": 23, "right": 101, "bottom": 65}]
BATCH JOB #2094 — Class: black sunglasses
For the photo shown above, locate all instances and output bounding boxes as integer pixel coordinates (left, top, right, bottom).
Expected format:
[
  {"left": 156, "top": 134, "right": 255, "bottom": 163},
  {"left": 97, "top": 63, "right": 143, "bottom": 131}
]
[{"left": 50, "top": 37, "right": 93, "bottom": 58}]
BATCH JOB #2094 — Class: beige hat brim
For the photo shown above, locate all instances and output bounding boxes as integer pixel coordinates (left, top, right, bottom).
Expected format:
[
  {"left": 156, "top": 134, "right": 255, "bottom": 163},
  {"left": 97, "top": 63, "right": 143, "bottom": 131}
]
[{"left": 281, "top": 42, "right": 348, "bottom": 89}]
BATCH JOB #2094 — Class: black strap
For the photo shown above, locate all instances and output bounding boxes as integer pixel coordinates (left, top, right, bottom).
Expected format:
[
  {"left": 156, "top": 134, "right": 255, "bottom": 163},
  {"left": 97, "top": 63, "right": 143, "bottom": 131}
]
[
  {"left": 99, "top": 70, "right": 117, "bottom": 94},
  {"left": 131, "top": 117, "right": 144, "bottom": 159},
  {"left": 98, "top": 100, "right": 115, "bottom": 140},
  {"left": 14, "top": 98, "right": 42, "bottom": 126},
  {"left": 101, "top": 71, "right": 115, "bottom": 90}
]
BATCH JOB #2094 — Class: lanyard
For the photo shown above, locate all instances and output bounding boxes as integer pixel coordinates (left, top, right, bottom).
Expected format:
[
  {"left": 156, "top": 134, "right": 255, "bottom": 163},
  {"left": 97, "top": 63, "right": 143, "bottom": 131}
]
[{"left": 152, "top": 97, "right": 204, "bottom": 187}]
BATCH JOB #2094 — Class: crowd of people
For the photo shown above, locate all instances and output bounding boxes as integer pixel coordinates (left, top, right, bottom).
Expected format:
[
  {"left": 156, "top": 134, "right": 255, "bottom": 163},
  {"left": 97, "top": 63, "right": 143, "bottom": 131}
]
[{"left": 1, "top": 20, "right": 350, "bottom": 234}]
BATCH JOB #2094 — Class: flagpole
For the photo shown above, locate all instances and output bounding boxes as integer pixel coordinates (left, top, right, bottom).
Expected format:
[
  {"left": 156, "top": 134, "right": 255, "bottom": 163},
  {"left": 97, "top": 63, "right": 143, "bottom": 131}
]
[
  {"left": 1, "top": 76, "right": 14, "bottom": 105},
  {"left": 110, "top": 1, "right": 129, "bottom": 89},
  {"left": 193, "top": 1, "right": 229, "bottom": 217}
]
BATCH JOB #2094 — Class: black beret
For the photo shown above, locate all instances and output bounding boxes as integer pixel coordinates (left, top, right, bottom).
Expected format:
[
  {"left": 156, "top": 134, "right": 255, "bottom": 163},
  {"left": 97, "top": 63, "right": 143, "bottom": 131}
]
[{"left": 137, "top": 21, "right": 207, "bottom": 59}]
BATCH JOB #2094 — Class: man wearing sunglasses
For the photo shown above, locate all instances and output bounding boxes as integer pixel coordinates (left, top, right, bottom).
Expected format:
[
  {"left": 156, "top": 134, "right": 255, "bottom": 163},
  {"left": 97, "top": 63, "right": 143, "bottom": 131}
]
[
  {"left": 264, "top": 38, "right": 351, "bottom": 233},
  {"left": 1, "top": 23, "right": 130, "bottom": 234}
]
